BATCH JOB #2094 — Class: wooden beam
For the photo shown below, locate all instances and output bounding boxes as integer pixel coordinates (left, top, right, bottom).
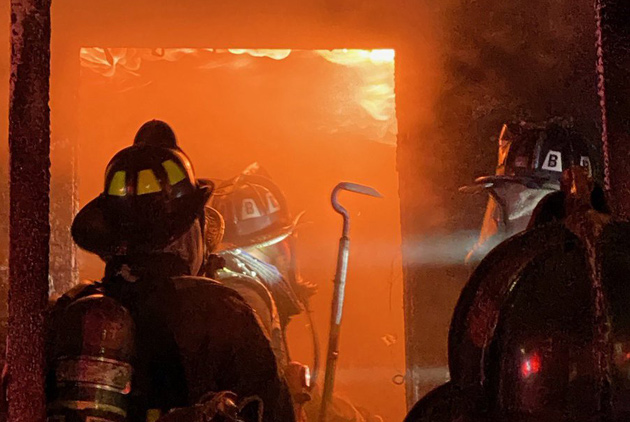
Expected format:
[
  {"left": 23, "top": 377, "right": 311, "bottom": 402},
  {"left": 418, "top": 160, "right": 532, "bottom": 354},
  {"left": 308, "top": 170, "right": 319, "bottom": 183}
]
[{"left": 8, "top": 0, "right": 51, "bottom": 420}]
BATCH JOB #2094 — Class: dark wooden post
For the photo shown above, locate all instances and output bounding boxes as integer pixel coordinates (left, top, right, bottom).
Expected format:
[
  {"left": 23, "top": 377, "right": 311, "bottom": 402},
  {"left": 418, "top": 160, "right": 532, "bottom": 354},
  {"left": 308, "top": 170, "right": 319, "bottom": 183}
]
[
  {"left": 8, "top": 0, "right": 51, "bottom": 420},
  {"left": 595, "top": 0, "right": 630, "bottom": 219}
]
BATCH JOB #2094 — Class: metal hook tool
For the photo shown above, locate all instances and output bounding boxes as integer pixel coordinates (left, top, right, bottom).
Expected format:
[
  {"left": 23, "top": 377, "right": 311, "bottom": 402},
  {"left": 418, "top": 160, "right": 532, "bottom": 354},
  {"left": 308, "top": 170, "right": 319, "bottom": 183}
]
[{"left": 319, "top": 182, "right": 382, "bottom": 422}]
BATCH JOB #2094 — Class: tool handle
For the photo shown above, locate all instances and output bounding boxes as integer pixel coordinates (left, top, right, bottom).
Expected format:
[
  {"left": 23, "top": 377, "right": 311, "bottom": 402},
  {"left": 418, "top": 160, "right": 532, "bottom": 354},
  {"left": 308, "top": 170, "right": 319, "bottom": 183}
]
[{"left": 319, "top": 236, "right": 350, "bottom": 422}]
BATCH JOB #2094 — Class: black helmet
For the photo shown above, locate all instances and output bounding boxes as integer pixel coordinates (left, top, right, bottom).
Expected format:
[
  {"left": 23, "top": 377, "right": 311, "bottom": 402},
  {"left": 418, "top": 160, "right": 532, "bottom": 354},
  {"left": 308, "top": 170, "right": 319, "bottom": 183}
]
[
  {"left": 130, "top": 119, "right": 223, "bottom": 254},
  {"left": 72, "top": 144, "right": 211, "bottom": 256},
  {"left": 210, "top": 164, "right": 302, "bottom": 249},
  {"left": 463, "top": 120, "right": 592, "bottom": 192},
  {"left": 133, "top": 119, "right": 178, "bottom": 149},
  {"left": 462, "top": 120, "right": 594, "bottom": 265}
]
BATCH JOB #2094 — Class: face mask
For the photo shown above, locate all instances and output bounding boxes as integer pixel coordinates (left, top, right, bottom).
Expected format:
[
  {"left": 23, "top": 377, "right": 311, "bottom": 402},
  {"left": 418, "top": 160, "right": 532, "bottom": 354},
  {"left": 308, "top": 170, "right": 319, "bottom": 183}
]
[{"left": 467, "top": 185, "right": 555, "bottom": 264}]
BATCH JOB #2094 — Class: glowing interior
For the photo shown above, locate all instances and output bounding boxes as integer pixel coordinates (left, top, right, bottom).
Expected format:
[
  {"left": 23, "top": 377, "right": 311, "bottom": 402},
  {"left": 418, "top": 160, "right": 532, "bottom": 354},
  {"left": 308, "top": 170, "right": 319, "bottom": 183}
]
[{"left": 77, "top": 47, "right": 404, "bottom": 419}]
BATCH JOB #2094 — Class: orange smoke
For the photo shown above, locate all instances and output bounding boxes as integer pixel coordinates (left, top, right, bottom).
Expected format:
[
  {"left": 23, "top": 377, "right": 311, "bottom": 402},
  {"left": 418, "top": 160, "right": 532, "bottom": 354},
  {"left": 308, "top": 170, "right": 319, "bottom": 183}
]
[
  {"left": 80, "top": 48, "right": 397, "bottom": 142},
  {"left": 77, "top": 47, "right": 404, "bottom": 420}
]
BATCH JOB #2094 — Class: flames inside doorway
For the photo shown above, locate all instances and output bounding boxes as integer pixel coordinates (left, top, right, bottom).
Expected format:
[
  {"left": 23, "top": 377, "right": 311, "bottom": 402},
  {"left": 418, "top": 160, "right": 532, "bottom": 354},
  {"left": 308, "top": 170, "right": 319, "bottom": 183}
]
[{"left": 77, "top": 48, "right": 405, "bottom": 420}]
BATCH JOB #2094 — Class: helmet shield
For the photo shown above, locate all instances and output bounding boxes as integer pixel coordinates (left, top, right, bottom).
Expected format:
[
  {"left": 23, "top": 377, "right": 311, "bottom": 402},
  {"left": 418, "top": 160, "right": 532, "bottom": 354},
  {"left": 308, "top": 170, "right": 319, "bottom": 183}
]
[
  {"left": 464, "top": 121, "right": 593, "bottom": 264},
  {"left": 467, "top": 184, "right": 554, "bottom": 263},
  {"left": 496, "top": 122, "right": 592, "bottom": 183}
]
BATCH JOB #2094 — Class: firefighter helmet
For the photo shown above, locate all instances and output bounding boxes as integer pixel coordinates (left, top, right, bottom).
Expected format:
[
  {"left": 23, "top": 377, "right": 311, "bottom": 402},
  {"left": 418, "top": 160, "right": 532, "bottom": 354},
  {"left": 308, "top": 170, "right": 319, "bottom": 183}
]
[
  {"left": 462, "top": 120, "right": 594, "bottom": 265},
  {"left": 210, "top": 165, "right": 303, "bottom": 249},
  {"left": 71, "top": 144, "right": 212, "bottom": 256},
  {"left": 462, "top": 120, "right": 593, "bottom": 192},
  {"left": 131, "top": 119, "right": 224, "bottom": 256}
]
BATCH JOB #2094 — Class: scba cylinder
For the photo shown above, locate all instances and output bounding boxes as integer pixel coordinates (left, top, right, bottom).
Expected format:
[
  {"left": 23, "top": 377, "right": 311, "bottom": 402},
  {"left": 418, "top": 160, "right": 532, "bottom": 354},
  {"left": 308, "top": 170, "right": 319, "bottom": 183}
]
[{"left": 48, "top": 294, "right": 135, "bottom": 422}]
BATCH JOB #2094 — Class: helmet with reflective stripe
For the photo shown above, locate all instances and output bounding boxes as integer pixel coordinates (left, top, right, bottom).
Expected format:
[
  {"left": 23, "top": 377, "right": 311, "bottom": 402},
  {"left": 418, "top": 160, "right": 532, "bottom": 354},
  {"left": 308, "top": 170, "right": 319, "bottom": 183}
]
[
  {"left": 464, "top": 120, "right": 593, "bottom": 192},
  {"left": 72, "top": 144, "right": 211, "bottom": 256},
  {"left": 103, "top": 145, "right": 197, "bottom": 203},
  {"left": 210, "top": 167, "right": 300, "bottom": 249},
  {"left": 461, "top": 120, "right": 594, "bottom": 265}
]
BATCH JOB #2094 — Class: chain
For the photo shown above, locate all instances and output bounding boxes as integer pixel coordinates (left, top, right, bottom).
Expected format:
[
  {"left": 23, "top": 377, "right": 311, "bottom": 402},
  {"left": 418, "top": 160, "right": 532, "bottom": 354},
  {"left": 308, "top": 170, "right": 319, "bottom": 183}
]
[{"left": 595, "top": 0, "right": 612, "bottom": 193}]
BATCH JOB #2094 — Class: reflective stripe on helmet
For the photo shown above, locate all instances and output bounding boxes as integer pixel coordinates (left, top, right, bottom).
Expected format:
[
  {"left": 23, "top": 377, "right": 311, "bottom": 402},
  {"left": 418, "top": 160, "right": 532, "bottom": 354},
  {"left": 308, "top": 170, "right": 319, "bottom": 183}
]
[
  {"left": 137, "top": 169, "right": 161, "bottom": 195},
  {"left": 267, "top": 192, "right": 280, "bottom": 213},
  {"left": 242, "top": 198, "right": 262, "bottom": 219},
  {"left": 161, "top": 159, "right": 187, "bottom": 185},
  {"left": 541, "top": 150, "right": 562, "bottom": 172},
  {"left": 107, "top": 171, "right": 127, "bottom": 196}
]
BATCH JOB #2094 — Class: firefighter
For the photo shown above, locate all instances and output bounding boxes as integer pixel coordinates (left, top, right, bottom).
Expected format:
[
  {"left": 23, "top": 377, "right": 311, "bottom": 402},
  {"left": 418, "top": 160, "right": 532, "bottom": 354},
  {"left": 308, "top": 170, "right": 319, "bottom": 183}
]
[
  {"left": 461, "top": 119, "right": 592, "bottom": 265},
  {"left": 210, "top": 167, "right": 383, "bottom": 422},
  {"left": 208, "top": 165, "right": 311, "bottom": 339},
  {"left": 48, "top": 141, "right": 296, "bottom": 422},
  {"left": 405, "top": 164, "right": 630, "bottom": 422},
  {"left": 132, "top": 120, "right": 379, "bottom": 422},
  {"left": 131, "top": 121, "right": 307, "bottom": 363},
  {"left": 130, "top": 120, "right": 312, "bottom": 421},
  {"left": 209, "top": 166, "right": 319, "bottom": 421}
]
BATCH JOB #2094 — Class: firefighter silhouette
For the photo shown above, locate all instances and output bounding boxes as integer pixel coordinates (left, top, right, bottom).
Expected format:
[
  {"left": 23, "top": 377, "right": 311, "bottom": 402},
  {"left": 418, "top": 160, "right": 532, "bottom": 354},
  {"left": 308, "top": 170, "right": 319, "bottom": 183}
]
[
  {"left": 131, "top": 121, "right": 304, "bottom": 363},
  {"left": 49, "top": 136, "right": 296, "bottom": 422},
  {"left": 130, "top": 120, "right": 314, "bottom": 420},
  {"left": 131, "top": 120, "right": 380, "bottom": 422},
  {"left": 406, "top": 165, "right": 630, "bottom": 422},
  {"left": 461, "top": 120, "right": 593, "bottom": 265},
  {"left": 209, "top": 167, "right": 306, "bottom": 326}
]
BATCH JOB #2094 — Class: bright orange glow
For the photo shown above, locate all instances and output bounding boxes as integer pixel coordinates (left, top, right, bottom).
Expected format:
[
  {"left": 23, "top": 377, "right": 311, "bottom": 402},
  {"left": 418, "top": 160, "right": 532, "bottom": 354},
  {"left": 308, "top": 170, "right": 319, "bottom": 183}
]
[
  {"left": 79, "top": 48, "right": 397, "bottom": 143},
  {"left": 315, "top": 49, "right": 395, "bottom": 65},
  {"left": 369, "top": 49, "right": 396, "bottom": 63},
  {"left": 223, "top": 48, "right": 396, "bottom": 64},
  {"left": 80, "top": 48, "right": 142, "bottom": 77},
  {"left": 315, "top": 49, "right": 396, "bottom": 127},
  {"left": 227, "top": 49, "right": 292, "bottom": 60},
  {"left": 77, "top": 48, "right": 403, "bottom": 420}
]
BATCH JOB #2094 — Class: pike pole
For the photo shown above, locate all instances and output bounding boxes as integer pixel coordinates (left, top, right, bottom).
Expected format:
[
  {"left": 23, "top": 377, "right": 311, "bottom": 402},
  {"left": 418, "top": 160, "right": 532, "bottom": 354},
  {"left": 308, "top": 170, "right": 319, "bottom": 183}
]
[{"left": 319, "top": 182, "right": 382, "bottom": 422}]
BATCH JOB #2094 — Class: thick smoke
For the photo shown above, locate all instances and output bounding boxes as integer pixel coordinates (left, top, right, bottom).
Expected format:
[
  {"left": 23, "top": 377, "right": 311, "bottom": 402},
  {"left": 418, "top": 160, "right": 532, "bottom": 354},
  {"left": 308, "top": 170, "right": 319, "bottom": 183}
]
[
  {"left": 439, "top": 0, "right": 600, "bottom": 230},
  {"left": 402, "top": 0, "right": 602, "bottom": 406}
]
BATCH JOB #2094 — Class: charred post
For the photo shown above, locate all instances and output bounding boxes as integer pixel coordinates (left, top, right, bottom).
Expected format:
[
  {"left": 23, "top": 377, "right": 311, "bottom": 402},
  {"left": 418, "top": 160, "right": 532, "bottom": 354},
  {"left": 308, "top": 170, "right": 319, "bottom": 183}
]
[
  {"left": 595, "top": 0, "right": 630, "bottom": 218},
  {"left": 8, "top": 0, "right": 51, "bottom": 421}
]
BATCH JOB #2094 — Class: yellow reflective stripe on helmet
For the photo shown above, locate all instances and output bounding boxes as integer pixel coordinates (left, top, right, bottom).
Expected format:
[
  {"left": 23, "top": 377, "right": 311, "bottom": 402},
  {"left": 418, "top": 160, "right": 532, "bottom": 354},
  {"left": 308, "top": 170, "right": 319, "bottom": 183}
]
[
  {"left": 137, "top": 169, "right": 161, "bottom": 195},
  {"left": 161, "top": 159, "right": 187, "bottom": 185},
  {"left": 108, "top": 171, "right": 127, "bottom": 196}
]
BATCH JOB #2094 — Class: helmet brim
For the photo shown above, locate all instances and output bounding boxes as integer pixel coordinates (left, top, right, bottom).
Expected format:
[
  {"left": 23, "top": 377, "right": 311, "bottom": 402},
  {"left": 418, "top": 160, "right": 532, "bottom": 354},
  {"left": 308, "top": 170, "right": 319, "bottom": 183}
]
[
  {"left": 459, "top": 175, "right": 554, "bottom": 193},
  {"left": 72, "top": 186, "right": 212, "bottom": 257}
]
